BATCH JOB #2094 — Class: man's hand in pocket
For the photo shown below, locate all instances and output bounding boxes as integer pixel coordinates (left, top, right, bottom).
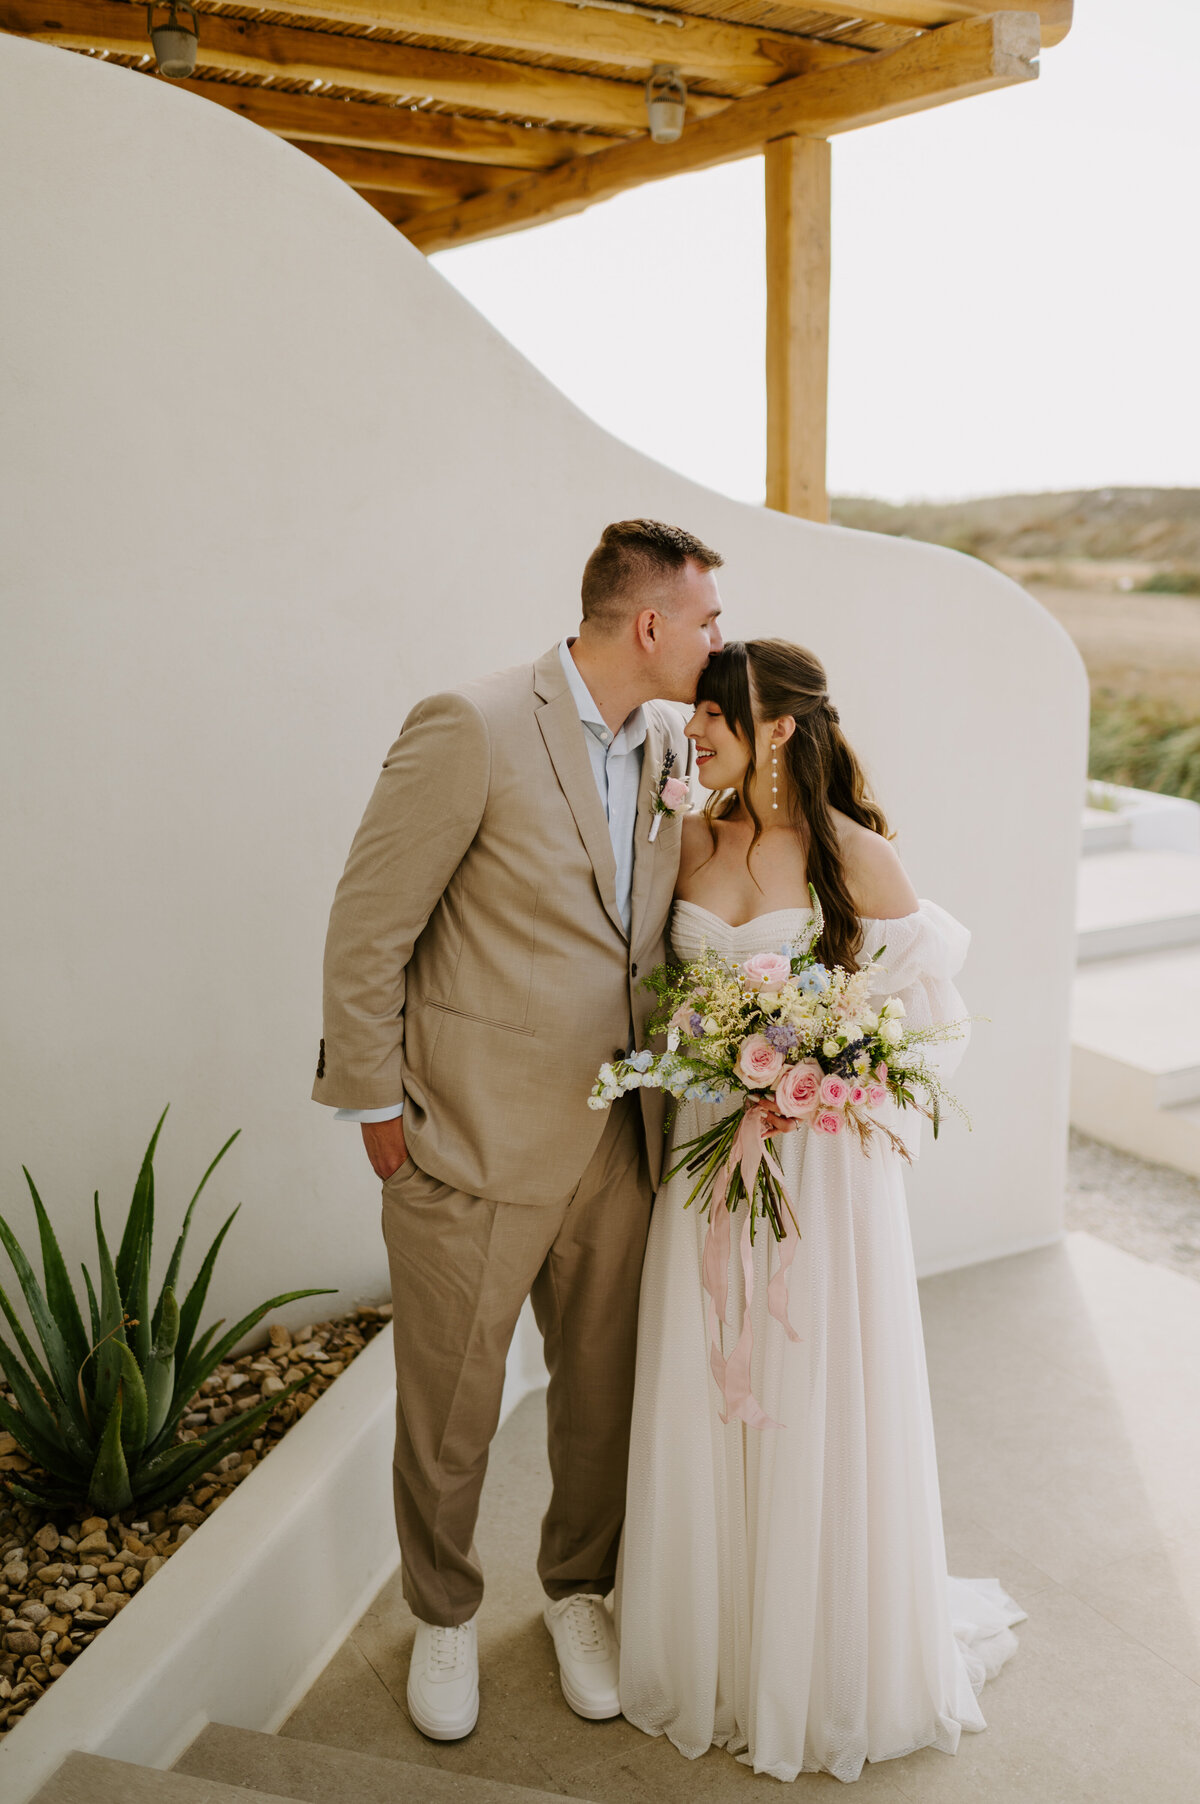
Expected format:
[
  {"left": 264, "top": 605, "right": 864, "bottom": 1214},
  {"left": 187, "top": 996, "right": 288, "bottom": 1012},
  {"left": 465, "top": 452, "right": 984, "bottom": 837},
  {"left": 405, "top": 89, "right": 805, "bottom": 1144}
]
[{"left": 363, "top": 1117, "right": 408, "bottom": 1180}]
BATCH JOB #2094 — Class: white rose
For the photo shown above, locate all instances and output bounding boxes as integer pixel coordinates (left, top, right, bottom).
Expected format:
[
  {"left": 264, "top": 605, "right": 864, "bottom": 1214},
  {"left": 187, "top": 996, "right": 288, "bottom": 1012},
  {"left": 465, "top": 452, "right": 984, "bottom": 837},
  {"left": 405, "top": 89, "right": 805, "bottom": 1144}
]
[
  {"left": 702, "top": 1016, "right": 720, "bottom": 1036},
  {"left": 859, "top": 1010, "right": 878, "bottom": 1032},
  {"left": 882, "top": 1019, "right": 904, "bottom": 1045},
  {"left": 823, "top": 1039, "right": 840, "bottom": 1058}
]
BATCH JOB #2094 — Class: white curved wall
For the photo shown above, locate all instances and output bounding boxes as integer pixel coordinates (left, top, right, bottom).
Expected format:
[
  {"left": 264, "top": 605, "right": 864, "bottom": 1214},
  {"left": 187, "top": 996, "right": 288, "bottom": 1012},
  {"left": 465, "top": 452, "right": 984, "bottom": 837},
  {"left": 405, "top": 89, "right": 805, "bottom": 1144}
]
[{"left": 0, "top": 33, "right": 1087, "bottom": 1332}]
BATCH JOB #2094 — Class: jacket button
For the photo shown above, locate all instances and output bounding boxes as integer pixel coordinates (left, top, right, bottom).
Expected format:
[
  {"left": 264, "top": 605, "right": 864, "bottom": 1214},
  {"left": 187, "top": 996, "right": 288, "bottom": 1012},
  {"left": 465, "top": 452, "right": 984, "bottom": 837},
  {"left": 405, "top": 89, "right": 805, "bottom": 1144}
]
[{"left": 631, "top": 962, "right": 638, "bottom": 978}]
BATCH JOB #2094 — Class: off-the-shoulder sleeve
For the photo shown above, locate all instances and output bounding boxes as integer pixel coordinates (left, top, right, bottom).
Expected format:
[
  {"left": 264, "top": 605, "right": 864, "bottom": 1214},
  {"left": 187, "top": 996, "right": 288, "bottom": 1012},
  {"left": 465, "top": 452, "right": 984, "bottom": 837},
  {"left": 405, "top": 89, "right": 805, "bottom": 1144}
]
[{"left": 856, "top": 900, "right": 971, "bottom": 1158}]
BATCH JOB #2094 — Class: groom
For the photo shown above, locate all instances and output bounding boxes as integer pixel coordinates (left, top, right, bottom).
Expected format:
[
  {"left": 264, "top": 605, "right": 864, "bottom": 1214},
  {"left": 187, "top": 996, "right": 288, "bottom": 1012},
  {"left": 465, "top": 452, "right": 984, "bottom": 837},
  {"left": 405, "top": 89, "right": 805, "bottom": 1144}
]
[{"left": 314, "top": 519, "right": 724, "bottom": 1740}]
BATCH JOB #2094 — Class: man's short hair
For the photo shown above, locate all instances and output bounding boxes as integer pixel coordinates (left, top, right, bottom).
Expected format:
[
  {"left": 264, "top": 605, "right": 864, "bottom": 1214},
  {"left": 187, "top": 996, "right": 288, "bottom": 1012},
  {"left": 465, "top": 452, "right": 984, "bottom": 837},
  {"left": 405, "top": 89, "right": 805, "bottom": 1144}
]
[{"left": 581, "top": 520, "right": 724, "bottom": 631}]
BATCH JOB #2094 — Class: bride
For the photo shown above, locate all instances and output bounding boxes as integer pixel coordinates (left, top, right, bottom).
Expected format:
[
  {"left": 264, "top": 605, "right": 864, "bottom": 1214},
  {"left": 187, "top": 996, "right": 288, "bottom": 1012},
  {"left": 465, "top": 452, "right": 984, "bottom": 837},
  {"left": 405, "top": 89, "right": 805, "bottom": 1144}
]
[{"left": 616, "top": 638, "right": 1025, "bottom": 1784}]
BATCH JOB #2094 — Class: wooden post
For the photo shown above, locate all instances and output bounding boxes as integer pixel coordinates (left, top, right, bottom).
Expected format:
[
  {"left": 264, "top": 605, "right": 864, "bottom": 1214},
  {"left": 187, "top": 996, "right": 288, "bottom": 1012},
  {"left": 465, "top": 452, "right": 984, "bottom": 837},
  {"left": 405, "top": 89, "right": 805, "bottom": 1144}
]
[{"left": 765, "top": 135, "right": 831, "bottom": 523}]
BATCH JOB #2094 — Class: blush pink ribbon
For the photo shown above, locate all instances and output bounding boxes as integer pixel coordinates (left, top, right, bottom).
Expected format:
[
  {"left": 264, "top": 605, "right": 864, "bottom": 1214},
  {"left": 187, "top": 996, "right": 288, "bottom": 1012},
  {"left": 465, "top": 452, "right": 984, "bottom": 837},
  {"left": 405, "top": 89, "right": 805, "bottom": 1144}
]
[{"left": 701, "top": 1104, "right": 801, "bottom": 1429}]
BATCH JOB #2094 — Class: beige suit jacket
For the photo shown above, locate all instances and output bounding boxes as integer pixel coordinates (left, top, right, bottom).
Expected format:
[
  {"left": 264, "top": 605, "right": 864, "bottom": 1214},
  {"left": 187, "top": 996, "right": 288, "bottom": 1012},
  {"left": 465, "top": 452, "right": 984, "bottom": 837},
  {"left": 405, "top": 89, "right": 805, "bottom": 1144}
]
[{"left": 314, "top": 643, "right": 689, "bottom": 1203}]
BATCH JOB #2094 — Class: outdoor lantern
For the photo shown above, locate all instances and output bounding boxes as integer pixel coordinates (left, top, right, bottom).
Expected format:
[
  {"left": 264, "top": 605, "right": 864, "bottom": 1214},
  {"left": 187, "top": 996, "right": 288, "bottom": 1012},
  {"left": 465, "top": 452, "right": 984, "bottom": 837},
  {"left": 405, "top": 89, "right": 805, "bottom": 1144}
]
[
  {"left": 148, "top": 2, "right": 199, "bottom": 79},
  {"left": 645, "top": 64, "right": 687, "bottom": 145}
]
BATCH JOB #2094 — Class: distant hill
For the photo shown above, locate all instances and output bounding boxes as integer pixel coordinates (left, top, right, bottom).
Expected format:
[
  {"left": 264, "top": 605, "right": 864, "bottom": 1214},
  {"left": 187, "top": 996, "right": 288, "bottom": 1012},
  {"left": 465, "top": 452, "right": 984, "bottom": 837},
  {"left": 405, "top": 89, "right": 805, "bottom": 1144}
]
[{"left": 831, "top": 489, "right": 1200, "bottom": 568}]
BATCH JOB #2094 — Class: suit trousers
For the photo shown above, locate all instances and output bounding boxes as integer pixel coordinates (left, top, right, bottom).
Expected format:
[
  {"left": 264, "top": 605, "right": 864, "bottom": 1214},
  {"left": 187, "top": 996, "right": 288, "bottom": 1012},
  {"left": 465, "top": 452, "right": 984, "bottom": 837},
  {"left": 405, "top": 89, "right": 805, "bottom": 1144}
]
[{"left": 380, "top": 1094, "right": 653, "bottom": 1627}]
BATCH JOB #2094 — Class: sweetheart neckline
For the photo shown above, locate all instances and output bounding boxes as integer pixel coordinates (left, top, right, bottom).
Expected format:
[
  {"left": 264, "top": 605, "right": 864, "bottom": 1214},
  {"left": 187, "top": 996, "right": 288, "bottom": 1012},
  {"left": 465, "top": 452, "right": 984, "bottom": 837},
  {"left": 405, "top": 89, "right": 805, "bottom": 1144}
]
[{"left": 672, "top": 898, "right": 815, "bottom": 934}]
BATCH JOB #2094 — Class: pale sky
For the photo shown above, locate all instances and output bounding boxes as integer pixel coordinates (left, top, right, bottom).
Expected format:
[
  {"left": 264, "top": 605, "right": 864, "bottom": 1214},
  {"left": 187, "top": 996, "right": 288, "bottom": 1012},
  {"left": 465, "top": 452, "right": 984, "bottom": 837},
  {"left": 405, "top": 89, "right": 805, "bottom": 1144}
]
[{"left": 434, "top": 0, "right": 1200, "bottom": 506}]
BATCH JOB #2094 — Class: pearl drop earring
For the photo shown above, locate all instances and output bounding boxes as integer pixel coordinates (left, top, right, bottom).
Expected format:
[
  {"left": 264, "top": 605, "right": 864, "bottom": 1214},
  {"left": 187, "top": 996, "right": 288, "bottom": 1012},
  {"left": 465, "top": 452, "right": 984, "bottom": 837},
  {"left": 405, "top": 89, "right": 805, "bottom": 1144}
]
[{"left": 772, "top": 746, "right": 779, "bottom": 811}]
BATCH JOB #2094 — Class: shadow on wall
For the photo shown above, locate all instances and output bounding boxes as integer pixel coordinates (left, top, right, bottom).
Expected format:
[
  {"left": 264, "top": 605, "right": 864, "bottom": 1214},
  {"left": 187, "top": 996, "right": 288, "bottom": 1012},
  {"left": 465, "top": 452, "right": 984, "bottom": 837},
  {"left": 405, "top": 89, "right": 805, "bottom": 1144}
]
[{"left": 0, "top": 33, "right": 1087, "bottom": 1330}]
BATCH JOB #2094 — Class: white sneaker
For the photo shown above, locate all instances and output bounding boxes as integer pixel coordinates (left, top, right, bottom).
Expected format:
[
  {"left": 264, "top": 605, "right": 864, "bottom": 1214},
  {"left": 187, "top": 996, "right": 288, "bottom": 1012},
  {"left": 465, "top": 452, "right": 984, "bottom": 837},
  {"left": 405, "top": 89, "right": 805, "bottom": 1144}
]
[
  {"left": 406, "top": 1618, "right": 479, "bottom": 1740},
  {"left": 543, "top": 1593, "right": 620, "bottom": 1720}
]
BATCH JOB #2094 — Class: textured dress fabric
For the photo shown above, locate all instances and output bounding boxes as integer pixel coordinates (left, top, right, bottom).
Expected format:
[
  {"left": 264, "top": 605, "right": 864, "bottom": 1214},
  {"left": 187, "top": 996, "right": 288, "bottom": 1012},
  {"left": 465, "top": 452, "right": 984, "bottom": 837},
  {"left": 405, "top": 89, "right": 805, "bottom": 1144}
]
[{"left": 616, "top": 900, "right": 1025, "bottom": 1784}]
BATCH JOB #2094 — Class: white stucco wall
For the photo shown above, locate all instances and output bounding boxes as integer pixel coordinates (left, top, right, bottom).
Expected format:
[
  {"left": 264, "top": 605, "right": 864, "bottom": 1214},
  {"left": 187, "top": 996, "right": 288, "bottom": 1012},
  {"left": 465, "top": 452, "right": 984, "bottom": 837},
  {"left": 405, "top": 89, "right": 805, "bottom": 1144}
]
[{"left": 0, "top": 33, "right": 1087, "bottom": 1334}]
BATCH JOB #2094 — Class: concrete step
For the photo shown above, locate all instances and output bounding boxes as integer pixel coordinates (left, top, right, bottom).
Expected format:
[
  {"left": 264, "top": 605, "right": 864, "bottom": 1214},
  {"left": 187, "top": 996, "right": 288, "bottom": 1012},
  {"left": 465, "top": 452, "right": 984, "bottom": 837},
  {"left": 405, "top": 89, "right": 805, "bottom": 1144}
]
[
  {"left": 1072, "top": 945, "right": 1200, "bottom": 1108},
  {"left": 175, "top": 1723, "right": 585, "bottom": 1804},
  {"left": 1071, "top": 945, "right": 1200, "bottom": 1177},
  {"left": 1076, "top": 848, "right": 1200, "bottom": 961},
  {"left": 1069, "top": 1047, "right": 1200, "bottom": 1181},
  {"left": 1081, "top": 806, "right": 1133, "bottom": 854},
  {"left": 28, "top": 1750, "right": 296, "bottom": 1804}
]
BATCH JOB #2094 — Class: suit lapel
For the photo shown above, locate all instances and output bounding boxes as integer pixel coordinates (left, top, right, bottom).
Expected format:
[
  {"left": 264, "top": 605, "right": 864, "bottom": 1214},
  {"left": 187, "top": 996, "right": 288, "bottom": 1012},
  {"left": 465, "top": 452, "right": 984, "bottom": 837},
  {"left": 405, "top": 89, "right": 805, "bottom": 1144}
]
[
  {"left": 630, "top": 711, "right": 665, "bottom": 954},
  {"left": 534, "top": 646, "right": 626, "bottom": 941}
]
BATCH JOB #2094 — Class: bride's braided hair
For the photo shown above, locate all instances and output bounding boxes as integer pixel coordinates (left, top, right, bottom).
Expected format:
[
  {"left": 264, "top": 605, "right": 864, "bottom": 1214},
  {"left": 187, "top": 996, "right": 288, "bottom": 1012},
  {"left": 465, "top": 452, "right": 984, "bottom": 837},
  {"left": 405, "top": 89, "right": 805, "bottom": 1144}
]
[{"left": 694, "top": 639, "right": 889, "bottom": 975}]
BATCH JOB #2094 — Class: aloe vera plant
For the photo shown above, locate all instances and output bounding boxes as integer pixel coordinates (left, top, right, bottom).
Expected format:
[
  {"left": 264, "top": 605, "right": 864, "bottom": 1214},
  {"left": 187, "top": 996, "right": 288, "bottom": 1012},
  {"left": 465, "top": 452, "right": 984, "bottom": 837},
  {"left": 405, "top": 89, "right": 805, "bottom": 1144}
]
[{"left": 0, "top": 1108, "right": 334, "bottom": 1516}]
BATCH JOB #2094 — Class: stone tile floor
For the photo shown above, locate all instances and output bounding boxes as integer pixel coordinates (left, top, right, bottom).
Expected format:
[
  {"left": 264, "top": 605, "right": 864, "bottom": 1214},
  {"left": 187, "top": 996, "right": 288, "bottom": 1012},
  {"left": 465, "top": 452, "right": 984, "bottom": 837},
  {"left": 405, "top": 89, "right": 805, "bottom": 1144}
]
[
  {"left": 1067, "top": 1128, "right": 1200, "bottom": 1282},
  {"left": 284, "top": 1223, "right": 1200, "bottom": 1802}
]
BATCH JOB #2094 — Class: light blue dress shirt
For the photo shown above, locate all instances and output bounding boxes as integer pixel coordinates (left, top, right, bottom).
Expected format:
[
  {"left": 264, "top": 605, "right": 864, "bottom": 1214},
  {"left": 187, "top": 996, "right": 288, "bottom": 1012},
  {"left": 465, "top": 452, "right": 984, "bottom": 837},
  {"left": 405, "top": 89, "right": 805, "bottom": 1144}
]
[{"left": 335, "top": 640, "right": 646, "bottom": 1123}]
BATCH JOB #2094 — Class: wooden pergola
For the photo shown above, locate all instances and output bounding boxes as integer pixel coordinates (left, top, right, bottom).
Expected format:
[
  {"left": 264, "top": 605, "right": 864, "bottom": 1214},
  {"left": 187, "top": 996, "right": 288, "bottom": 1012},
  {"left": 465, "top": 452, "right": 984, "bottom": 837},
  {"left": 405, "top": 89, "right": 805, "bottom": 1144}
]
[{"left": 2, "top": 1, "right": 1072, "bottom": 520}]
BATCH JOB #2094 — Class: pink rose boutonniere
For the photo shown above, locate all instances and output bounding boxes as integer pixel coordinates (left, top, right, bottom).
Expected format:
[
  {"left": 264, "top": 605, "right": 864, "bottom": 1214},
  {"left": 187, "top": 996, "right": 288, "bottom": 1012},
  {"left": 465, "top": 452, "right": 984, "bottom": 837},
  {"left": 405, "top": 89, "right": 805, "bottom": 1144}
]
[{"left": 648, "top": 749, "right": 689, "bottom": 841}]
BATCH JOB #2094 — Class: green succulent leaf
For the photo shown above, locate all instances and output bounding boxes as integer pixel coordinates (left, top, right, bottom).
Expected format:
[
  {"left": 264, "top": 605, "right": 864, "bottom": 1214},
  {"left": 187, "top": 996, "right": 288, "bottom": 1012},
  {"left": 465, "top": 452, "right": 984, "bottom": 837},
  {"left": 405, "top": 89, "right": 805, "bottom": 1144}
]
[
  {"left": 22, "top": 1167, "right": 90, "bottom": 1383},
  {"left": 116, "top": 1339, "right": 149, "bottom": 1454},
  {"left": 0, "top": 1206, "right": 89, "bottom": 1441},
  {"left": 92, "top": 1196, "right": 127, "bottom": 1419},
  {"left": 115, "top": 1106, "right": 167, "bottom": 1307},
  {"left": 89, "top": 1386, "right": 133, "bottom": 1516},
  {"left": 134, "top": 1379, "right": 306, "bottom": 1511},
  {"left": 130, "top": 1231, "right": 152, "bottom": 1375},
  {"left": 154, "top": 1130, "right": 240, "bottom": 1343},
  {"left": 145, "top": 1285, "right": 179, "bottom": 1444},
  {"left": 177, "top": 1288, "right": 334, "bottom": 1406},
  {"left": 4, "top": 1476, "right": 82, "bottom": 1512},
  {"left": 0, "top": 1278, "right": 57, "bottom": 1416},
  {"left": 0, "top": 1381, "right": 79, "bottom": 1485},
  {"left": 82, "top": 1263, "right": 101, "bottom": 1348},
  {"left": 174, "top": 1206, "right": 240, "bottom": 1377}
]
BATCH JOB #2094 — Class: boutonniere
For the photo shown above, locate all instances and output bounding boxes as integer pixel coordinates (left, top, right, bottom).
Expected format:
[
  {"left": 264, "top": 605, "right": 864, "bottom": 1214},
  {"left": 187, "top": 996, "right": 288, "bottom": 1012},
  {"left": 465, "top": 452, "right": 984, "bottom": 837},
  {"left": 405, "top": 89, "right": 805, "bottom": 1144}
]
[{"left": 648, "top": 749, "right": 690, "bottom": 841}]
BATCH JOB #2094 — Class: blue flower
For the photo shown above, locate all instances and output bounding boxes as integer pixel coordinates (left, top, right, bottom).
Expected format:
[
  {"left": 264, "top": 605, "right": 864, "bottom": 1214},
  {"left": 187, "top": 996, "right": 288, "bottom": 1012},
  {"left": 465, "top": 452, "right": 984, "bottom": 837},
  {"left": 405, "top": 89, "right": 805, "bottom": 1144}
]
[
  {"left": 797, "top": 965, "right": 829, "bottom": 996},
  {"left": 629, "top": 1049, "right": 653, "bottom": 1073}
]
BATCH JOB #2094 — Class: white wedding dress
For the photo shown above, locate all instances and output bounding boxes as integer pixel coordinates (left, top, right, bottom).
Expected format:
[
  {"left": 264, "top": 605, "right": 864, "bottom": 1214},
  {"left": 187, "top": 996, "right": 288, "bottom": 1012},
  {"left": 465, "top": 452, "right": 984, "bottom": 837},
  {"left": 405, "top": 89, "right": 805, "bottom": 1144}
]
[{"left": 616, "top": 899, "right": 1025, "bottom": 1785}]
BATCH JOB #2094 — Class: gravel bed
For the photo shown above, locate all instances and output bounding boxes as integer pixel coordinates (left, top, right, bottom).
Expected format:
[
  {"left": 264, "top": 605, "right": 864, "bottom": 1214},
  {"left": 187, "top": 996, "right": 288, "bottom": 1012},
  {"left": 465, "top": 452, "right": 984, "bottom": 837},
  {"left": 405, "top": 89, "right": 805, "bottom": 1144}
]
[
  {"left": 1066, "top": 1130, "right": 1200, "bottom": 1281},
  {"left": 0, "top": 1304, "right": 391, "bottom": 1740}
]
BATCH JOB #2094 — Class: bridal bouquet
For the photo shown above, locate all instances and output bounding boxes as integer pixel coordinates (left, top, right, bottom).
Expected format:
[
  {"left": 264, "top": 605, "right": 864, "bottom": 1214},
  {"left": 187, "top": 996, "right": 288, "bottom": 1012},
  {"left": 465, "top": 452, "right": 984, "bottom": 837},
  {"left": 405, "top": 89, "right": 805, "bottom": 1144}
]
[{"left": 588, "top": 890, "right": 968, "bottom": 1246}]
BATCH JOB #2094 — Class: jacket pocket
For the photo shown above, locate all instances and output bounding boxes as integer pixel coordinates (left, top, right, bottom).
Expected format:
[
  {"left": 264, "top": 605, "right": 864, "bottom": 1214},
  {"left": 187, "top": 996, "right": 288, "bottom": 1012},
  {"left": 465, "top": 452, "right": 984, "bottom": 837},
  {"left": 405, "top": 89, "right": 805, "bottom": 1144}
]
[{"left": 423, "top": 1000, "right": 536, "bottom": 1037}]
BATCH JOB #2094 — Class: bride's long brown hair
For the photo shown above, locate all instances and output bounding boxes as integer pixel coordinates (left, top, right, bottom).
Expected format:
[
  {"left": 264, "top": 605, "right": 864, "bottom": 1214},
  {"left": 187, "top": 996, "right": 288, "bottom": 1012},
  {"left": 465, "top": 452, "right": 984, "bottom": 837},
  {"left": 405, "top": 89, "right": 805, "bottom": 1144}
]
[{"left": 694, "top": 639, "right": 890, "bottom": 974}]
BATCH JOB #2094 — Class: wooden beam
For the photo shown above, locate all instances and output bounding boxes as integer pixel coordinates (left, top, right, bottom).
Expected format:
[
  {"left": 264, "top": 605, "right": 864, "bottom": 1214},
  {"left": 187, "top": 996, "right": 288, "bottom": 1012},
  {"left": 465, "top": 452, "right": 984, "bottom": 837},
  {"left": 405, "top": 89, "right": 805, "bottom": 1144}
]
[
  {"left": 168, "top": 78, "right": 606, "bottom": 167},
  {"left": 405, "top": 11, "right": 1040, "bottom": 254},
  {"left": 353, "top": 188, "right": 428, "bottom": 226},
  {"left": 289, "top": 138, "right": 517, "bottom": 197},
  {"left": 0, "top": 0, "right": 727, "bottom": 130},
  {"left": 778, "top": 1, "right": 1071, "bottom": 46},
  {"left": 765, "top": 137, "right": 829, "bottom": 523},
  {"left": 356, "top": 186, "right": 447, "bottom": 227},
  {"left": 252, "top": 0, "right": 867, "bottom": 87}
]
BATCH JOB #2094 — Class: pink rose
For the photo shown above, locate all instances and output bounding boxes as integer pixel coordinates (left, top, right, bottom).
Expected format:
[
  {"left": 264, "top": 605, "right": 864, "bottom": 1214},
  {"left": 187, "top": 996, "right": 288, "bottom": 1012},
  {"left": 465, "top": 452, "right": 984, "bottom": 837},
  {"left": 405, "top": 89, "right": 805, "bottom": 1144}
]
[
  {"left": 735, "top": 1034, "right": 785, "bottom": 1089},
  {"left": 740, "top": 951, "right": 792, "bottom": 994},
  {"left": 813, "top": 1110, "right": 842, "bottom": 1135},
  {"left": 874, "top": 1063, "right": 888, "bottom": 1082},
  {"left": 866, "top": 1084, "right": 888, "bottom": 1109},
  {"left": 848, "top": 1083, "right": 867, "bottom": 1107},
  {"left": 775, "top": 1058, "right": 822, "bottom": 1118},
  {"left": 660, "top": 776, "right": 689, "bottom": 811},
  {"left": 819, "top": 1073, "right": 848, "bottom": 1108}
]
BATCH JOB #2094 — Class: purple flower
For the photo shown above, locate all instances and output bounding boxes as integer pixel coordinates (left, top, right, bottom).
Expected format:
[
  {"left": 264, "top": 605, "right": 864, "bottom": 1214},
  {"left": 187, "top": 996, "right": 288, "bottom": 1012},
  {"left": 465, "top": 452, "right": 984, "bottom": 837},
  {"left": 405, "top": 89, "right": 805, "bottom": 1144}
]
[
  {"left": 689, "top": 1011, "right": 704, "bottom": 1037},
  {"left": 764, "top": 1022, "right": 798, "bottom": 1050}
]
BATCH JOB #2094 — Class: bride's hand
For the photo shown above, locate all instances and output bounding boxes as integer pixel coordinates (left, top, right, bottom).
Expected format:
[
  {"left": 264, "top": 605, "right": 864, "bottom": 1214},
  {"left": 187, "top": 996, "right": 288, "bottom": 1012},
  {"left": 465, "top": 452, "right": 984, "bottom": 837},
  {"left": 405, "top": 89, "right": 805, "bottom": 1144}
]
[{"left": 756, "top": 1103, "right": 799, "bottom": 1136}]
